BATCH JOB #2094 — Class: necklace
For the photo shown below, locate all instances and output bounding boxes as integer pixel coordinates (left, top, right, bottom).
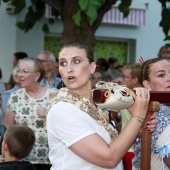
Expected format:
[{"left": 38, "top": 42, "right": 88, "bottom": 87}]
[
  {"left": 37, "top": 84, "right": 43, "bottom": 92},
  {"left": 38, "top": 86, "right": 41, "bottom": 92}
]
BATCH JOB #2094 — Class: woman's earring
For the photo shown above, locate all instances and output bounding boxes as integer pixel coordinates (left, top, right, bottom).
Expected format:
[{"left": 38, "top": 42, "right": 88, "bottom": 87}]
[{"left": 89, "top": 74, "right": 94, "bottom": 81}]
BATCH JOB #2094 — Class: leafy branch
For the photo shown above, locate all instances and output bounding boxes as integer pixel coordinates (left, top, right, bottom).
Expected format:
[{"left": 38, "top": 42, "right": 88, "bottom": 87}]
[{"left": 2, "top": 0, "right": 170, "bottom": 40}]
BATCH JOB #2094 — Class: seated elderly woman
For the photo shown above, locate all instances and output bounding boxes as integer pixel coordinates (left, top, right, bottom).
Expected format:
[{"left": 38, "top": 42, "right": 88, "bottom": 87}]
[{"left": 4, "top": 57, "right": 57, "bottom": 170}]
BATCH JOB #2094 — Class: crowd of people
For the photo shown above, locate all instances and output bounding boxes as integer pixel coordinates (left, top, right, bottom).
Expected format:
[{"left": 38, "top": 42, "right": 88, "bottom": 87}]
[{"left": 0, "top": 42, "right": 170, "bottom": 170}]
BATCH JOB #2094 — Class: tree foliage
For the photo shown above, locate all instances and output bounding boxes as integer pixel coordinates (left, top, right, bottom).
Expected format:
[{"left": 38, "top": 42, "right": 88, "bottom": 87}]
[
  {"left": 158, "top": 0, "right": 170, "bottom": 40},
  {"left": 73, "top": 0, "right": 106, "bottom": 26},
  {"left": 2, "top": 0, "right": 170, "bottom": 43}
]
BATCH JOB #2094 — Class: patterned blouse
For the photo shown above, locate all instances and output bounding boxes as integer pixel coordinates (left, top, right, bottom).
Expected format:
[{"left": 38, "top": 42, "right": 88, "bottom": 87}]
[
  {"left": 7, "top": 86, "right": 57, "bottom": 164},
  {"left": 132, "top": 104, "right": 170, "bottom": 170}
]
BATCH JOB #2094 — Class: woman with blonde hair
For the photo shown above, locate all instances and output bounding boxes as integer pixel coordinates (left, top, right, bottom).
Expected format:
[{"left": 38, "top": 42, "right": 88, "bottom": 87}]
[{"left": 4, "top": 57, "right": 57, "bottom": 170}]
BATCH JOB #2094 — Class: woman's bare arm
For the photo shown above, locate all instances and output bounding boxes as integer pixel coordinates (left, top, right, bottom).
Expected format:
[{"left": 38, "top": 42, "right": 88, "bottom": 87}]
[
  {"left": 70, "top": 117, "right": 142, "bottom": 168},
  {"left": 69, "top": 87, "right": 150, "bottom": 168}
]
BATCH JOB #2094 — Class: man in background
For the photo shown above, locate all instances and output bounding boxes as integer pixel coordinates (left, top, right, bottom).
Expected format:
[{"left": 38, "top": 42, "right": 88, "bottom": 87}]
[
  {"left": 6, "top": 52, "right": 28, "bottom": 90},
  {"left": 37, "top": 51, "right": 62, "bottom": 88}
]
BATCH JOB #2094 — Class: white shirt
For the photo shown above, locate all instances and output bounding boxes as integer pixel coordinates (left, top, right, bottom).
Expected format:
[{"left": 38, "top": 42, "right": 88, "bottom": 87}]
[
  {"left": 47, "top": 102, "right": 123, "bottom": 170},
  {"left": 151, "top": 124, "right": 170, "bottom": 170}
]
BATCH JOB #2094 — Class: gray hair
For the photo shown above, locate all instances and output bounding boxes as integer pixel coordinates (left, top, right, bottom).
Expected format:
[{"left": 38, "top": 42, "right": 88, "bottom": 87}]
[
  {"left": 39, "top": 51, "right": 56, "bottom": 62},
  {"left": 106, "top": 69, "right": 123, "bottom": 80},
  {"left": 48, "top": 51, "right": 56, "bottom": 62}
]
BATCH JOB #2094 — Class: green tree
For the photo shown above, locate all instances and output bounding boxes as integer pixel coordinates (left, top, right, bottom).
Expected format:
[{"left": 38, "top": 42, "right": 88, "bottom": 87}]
[
  {"left": 159, "top": 0, "right": 170, "bottom": 40},
  {"left": 2, "top": 0, "right": 170, "bottom": 49},
  {"left": 1, "top": 0, "right": 132, "bottom": 49}
]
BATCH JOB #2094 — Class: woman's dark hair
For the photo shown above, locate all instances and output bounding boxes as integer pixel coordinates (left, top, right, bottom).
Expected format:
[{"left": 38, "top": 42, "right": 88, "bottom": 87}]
[
  {"left": 96, "top": 58, "right": 109, "bottom": 72},
  {"left": 57, "top": 80, "right": 66, "bottom": 89},
  {"left": 139, "top": 58, "right": 168, "bottom": 84},
  {"left": 59, "top": 42, "right": 94, "bottom": 63},
  {"left": 14, "top": 52, "right": 28, "bottom": 60},
  {"left": 108, "top": 57, "right": 118, "bottom": 64}
]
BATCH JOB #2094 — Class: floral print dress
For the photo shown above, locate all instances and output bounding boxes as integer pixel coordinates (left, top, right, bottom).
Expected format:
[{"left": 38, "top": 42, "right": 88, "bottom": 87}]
[
  {"left": 7, "top": 87, "right": 57, "bottom": 164},
  {"left": 132, "top": 104, "right": 170, "bottom": 170}
]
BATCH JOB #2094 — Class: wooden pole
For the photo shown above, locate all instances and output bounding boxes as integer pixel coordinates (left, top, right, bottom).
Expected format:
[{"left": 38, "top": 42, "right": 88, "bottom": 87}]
[
  {"left": 140, "top": 91, "right": 170, "bottom": 170},
  {"left": 140, "top": 101, "right": 160, "bottom": 170}
]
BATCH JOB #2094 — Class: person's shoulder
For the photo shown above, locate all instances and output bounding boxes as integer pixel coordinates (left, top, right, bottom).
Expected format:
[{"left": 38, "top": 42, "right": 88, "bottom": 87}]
[
  {"left": 0, "top": 161, "right": 37, "bottom": 170},
  {"left": 0, "top": 82, "right": 5, "bottom": 86},
  {"left": 4, "top": 89, "right": 13, "bottom": 94},
  {"left": 9, "top": 88, "right": 23, "bottom": 96},
  {"left": 0, "top": 161, "right": 8, "bottom": 167},
  {"left": 49, "top": 101, "right": 81, "bottom": 114},
  {"left": 159, "top": 104, "right": 170, "bottom": 112},
  {"left": 47, "top": 85, "right": 58, "bottom": 92},
  {"left": 0, "top": 82, "right": 5, "bottom": 91},
  {"left": 48, "top": 101, "right": 81, "bottom": 123},
  {"left": 53, "top": 73, "right": 62, "bottom": 80},
  {"left": 4, "top": 86, "right": 19, "bottom": 95},
  {"left": 54, "top": 76, "right": 62, "bottom": 82},
  {"left": 19, "top": 161, "right": 37, "bottom": 170}
]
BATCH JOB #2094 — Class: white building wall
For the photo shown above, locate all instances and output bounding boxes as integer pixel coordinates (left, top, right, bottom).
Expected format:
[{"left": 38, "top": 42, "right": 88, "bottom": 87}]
[
  {"left": 96, "top": 1, "right": 165, "bottom": 62},
  {"left": 0, "top": 2, "right": 17, "bottom": 82},
  {"left": 0, "top": 0, "right": 168, "bottom": 82},
  {"left": 15, "top": 22, "right": 44, "bottom": 58}
]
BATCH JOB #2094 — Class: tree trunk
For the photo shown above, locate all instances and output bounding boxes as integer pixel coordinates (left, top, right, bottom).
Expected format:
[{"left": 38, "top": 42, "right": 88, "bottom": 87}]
[
  {"left": 61, "top": 0, "right": 96, "bottom": 49},
  {"left": 61, "top": 22, "right": 96, "bottom": 50},
  {"left": 42, "top": 0, "right": 118, "bottom": 51}
]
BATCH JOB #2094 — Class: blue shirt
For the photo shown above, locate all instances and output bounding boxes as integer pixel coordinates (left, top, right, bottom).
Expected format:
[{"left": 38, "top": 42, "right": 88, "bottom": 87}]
[
  {"left": 1, "top": 85, "right": 19, "bottom": 124},
  {"left": 40, "top": 74, "right": 62, "bottom": 88},
  {"left": 132, "top": 104, "right": 170, "bottom": 170}
]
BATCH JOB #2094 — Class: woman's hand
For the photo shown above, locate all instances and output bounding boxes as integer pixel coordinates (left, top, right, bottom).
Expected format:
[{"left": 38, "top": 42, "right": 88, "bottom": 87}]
[
  {"left": 144, "top": 112, "right": 157, "bottom": 132},
  {"left": 128, "top": 87, "right": 150, "bottom": 119},
  {"left": 36, "top": 107, "right": 47, "bottom": 119}
]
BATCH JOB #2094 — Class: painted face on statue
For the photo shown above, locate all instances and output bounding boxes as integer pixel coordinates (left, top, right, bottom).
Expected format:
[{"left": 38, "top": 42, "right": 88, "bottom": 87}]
[{"left": 58, "top": 47, "right": 96, "bottom": 94}]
